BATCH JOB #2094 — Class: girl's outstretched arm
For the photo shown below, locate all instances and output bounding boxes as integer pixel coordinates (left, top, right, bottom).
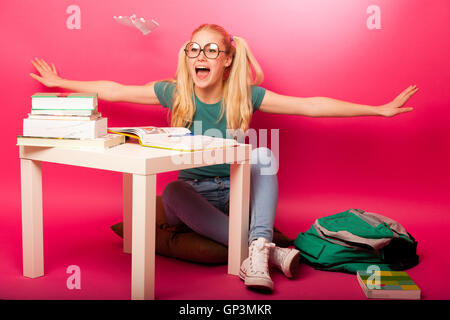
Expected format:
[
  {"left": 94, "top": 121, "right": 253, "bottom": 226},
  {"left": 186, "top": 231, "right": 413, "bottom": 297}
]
[
  {"left": 29, "top": 58, "right": 160, "bottom": 105},
  {"left": 259, "top": 85, "right": 419, "bottom": 118}
]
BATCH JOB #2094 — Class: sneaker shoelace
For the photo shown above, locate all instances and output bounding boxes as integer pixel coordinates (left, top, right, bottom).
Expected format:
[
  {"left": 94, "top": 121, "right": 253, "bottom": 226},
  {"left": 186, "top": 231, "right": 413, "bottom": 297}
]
[{"left": 250, "top": 238, "right": 275, "bottom": 275}]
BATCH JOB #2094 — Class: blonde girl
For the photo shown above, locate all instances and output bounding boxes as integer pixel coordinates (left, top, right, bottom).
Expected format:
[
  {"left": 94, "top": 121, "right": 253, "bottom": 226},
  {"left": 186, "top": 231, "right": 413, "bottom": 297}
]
[{"left": 30, "top": 23, "right": 418, "bottom": 292}]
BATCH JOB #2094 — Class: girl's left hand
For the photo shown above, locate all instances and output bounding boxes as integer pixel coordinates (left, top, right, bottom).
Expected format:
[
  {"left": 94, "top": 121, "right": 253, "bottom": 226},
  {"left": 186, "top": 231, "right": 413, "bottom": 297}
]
[{"left": 378, "top": 85, "right": 419, "bottom": 117}]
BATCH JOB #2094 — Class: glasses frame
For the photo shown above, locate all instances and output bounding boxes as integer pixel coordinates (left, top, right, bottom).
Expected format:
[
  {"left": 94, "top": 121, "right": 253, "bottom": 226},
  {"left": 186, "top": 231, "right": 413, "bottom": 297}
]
[{"left": 184, "top": 42, "right": 227, "bottom": 59}]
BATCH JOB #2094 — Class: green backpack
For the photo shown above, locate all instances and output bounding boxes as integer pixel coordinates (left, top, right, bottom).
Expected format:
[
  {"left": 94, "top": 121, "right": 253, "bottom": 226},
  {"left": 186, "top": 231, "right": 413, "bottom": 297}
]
[{"left": 294, "top": 208, "right": 419, "bottom": 274}]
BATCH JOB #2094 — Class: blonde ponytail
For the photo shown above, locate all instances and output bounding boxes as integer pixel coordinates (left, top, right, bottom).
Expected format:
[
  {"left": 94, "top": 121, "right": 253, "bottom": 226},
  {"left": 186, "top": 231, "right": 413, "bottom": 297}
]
[
  {"left": 169, "top": 42, "right": 196, "bottom": 128},
  {"left": 222, "top": 35, "right": 264, "bottom": 132}
]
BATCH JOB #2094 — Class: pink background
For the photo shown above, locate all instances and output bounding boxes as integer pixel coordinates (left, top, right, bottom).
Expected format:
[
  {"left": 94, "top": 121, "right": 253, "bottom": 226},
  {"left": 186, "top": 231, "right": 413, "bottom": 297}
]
[{"left": 1, "top": 0, "right": 449, "bottom": 299}]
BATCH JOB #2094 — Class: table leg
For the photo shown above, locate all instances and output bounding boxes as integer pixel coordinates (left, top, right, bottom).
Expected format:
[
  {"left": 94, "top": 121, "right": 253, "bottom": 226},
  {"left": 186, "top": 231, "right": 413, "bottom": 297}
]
[
  {"left": 123, "top": 173, "right": 132, "bottom": 254},
  {"left": 228, "top": 160, "right": 250, "bottom": 275},
  {"left": 20, "top": 159, "right": 44, "bottom": 278},
  {"left": 131, "top": 174, "right": 156, "bottom": 300}
]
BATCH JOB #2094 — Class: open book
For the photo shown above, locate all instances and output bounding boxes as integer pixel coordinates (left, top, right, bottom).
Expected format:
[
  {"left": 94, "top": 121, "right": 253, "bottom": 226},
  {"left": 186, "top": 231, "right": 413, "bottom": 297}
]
[{"left": 108, "top": 126, "right": 237, "bottom": 151}]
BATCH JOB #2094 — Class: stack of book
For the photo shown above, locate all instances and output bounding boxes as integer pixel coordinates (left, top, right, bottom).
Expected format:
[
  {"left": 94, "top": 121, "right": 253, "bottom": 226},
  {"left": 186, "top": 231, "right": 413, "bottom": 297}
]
[{"left": 18, "top": 92, "right": 125, "bottom": 150}]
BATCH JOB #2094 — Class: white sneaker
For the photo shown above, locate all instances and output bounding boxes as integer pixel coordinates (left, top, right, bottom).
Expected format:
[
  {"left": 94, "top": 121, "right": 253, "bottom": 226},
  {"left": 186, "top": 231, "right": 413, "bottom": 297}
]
[
  {"left": 269, "top": 246, "right": 300, "bottom": 278},
  {"left": 239, "top": 238, "right": 275, "bottom": 291}
]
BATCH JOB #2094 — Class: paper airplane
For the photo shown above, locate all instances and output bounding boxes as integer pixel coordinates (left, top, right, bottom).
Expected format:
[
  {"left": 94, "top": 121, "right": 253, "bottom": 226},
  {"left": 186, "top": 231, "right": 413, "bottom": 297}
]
[{"left": 113, "top": 14, "right": 159, "bottom": 35}]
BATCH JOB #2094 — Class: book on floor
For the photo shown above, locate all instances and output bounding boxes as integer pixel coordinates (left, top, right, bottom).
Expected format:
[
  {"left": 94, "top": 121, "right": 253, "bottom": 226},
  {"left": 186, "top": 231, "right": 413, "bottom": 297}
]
[
  {"left": 357, "top": 270, "right": 421, "bottom": 300},
  {"left": 17, "top": 133, "right": 125, "bottom": 150},
  {"left": 31, "top": 92, "right": 98, "bottom": 110},
  {"left": 108, "top": 126, "right": 238, "bottom": 151},
  {"left": 23, "top": 117, "right": 107, "bottom": 139}
]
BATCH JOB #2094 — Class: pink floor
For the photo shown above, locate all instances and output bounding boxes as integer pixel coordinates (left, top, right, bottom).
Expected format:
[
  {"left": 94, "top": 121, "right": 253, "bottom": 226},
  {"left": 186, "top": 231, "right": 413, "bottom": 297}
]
[{"left": 1, "top": 176, "right": 449, "bottom": 301}]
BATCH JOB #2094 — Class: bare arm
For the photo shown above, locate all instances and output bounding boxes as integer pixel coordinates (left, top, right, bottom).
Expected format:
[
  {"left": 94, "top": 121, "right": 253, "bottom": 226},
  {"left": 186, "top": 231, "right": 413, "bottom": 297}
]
[
  {"left": 30, "top": 58, "right": 160, "bottom": 105},
  {"left": 259, "top": 86, "right": 418, "bottom": 117}
]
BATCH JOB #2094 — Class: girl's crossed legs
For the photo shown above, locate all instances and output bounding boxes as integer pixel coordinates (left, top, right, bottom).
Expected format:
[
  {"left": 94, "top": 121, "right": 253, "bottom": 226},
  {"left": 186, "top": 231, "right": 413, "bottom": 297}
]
[{"left": 161, "top": 147, "right": 278, "bottom": 246}]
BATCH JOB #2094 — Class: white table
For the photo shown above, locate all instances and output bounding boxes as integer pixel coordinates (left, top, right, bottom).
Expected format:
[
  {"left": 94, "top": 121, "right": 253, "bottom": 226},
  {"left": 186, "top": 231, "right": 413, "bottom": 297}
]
[{"left": 19, "top": 142, "right": 251, "bottom": 299}]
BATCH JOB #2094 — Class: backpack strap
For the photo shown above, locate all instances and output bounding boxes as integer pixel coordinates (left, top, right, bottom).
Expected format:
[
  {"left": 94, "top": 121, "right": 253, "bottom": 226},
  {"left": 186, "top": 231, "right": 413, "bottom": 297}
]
[
  {"left": 315, "top": 210, "right": 393, "bottom": 251},
  {"left": 313, "top": 221, "right": 382, "bottom": 254},
  {"left": 362, "top": 210, "right": 411, "bottom": 239},
  {"left": 312, "top": 222, "right": 355, "bottom": 248}
]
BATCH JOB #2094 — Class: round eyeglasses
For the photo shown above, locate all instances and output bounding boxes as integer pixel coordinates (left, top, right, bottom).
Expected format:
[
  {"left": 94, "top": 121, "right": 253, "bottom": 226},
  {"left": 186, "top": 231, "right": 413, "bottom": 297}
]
[{"left": 184, "top": 42, "right": 227, "bottom": 59}]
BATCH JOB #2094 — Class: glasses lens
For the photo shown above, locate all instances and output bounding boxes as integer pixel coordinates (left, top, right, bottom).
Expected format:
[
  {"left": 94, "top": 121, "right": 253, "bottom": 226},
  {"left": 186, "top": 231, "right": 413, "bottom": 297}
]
[
  {"left": 186, "top": 42, "right": 201, "bottom": 58},
  {"left": 204, "top": 43, "right": 219, "bottom": 59}
]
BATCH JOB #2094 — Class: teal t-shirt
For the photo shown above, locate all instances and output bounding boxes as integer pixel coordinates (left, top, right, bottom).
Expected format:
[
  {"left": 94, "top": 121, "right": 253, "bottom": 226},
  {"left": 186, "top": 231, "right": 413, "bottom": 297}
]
[{"left": 154, "top": 81, "right": 266, "bottom": 179}]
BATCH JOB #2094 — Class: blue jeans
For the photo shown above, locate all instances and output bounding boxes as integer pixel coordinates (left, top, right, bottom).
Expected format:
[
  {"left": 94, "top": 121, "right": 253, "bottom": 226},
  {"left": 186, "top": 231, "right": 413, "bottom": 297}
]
[{"left": 162, "top": 147, "right": 278, "bottom": 246}]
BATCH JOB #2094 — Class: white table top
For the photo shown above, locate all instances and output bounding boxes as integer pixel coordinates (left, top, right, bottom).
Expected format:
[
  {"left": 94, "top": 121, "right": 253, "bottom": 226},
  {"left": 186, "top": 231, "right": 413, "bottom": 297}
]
[{"left": 19, "top": 142, "right": 251, "bottom": 175}]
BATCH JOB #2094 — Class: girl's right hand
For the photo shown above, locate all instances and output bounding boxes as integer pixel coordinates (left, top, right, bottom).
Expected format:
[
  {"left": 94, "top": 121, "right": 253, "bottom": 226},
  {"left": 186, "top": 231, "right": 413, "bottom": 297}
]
[{"left": 30, "top": 58, "right": 62, "bottom": 88}]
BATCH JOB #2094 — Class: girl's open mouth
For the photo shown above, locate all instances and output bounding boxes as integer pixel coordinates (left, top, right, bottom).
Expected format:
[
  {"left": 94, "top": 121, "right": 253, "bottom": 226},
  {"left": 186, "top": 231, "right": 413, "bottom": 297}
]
[{"left": 195, "top": 66, "right": 210, "bottom": 80}]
